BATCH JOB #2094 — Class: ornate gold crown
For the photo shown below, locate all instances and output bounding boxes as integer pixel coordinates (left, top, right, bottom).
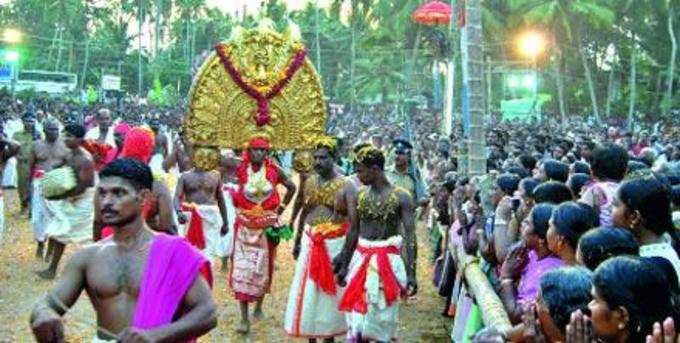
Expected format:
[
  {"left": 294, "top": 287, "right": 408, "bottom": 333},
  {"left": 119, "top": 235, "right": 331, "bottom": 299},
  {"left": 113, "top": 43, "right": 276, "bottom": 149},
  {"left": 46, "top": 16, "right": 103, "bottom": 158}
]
[{"left": 184, "top": 19, "right": 327, "bottom": 150}]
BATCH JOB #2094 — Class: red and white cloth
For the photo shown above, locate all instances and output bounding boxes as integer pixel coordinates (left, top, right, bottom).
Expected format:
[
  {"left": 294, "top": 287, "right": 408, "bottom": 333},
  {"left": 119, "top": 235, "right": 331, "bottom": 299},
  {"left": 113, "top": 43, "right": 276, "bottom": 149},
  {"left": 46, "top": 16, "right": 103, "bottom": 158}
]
[
  {"left": 284, "top": 223, "right": 348, "bottom": 339},
  {"left": 339, "top": 236, "right": 407, "bottom": 343},
  {"left": 179, "top": 203, "right": 225, "bottom": 260}
]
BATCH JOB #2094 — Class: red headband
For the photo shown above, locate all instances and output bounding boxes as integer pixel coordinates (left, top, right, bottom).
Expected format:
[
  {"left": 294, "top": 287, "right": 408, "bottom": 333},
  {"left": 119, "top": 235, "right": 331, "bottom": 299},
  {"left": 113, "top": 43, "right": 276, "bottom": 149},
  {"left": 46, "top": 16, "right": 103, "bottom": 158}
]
[{"left": 248, "top": 137, "right": 270, "bottom": 150}]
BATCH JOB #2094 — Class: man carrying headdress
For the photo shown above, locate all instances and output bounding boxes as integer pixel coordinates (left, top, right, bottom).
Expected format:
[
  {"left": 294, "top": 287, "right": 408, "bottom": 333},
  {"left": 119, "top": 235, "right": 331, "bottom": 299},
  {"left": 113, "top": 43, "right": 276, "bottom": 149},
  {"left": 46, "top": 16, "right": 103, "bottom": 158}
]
[
  {"left": 284, "top": 136, "right": 357, "bottom": 341},
  {"left": 333, "top": 145, "right": 418, "bottom": 342},
  {"left": 230, "top": 136, "right": 296, "bottom": 334}
]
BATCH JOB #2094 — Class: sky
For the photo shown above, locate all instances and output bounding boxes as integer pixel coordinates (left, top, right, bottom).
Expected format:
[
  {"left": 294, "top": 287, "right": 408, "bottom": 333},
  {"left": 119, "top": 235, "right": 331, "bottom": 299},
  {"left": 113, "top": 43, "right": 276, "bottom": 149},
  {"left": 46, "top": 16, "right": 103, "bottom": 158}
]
[{"left": 205, "top": 0, "right": 331, "bottom": 15}]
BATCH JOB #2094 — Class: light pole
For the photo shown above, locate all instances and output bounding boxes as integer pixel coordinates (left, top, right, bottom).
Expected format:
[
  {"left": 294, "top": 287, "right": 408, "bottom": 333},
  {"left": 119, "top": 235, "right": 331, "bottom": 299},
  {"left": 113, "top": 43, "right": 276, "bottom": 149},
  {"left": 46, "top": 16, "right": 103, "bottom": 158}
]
[
  {"left": 517, "top": 31, "right": 545, "bottom": 117},
  {"left": 2, "top": 28, "right": 23, "bottom": 100}
]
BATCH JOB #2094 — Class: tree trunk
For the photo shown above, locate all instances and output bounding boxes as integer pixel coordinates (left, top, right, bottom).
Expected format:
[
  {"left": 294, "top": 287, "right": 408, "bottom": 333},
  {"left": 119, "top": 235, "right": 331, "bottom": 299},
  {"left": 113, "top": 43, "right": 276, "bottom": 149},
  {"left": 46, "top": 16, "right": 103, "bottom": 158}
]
[
  {"left": 554, "top": 47, "right": 567, "bottom": 123},
  {"left": 464, "top": 0, "right": 486, "bottom": 176},
  {"left": 137, "top": 0, "right": 143, "bottom": 96},
  {"left": 80, "top": 38, "right": 90, "bottom": 91},
  {"left": 155, "top": 0, "right": 162, "bottom": 58},
  {"left": 579, "top": 41, "right": 600, "bottom": 122},
  {"left": 628, "top": 35, "right": 637, "bottom": 131},
  {"left": 314, "top": 0, "right": 322, "bottom": 75},
  {"left": 349, "top": 2, "right": 356, "bottom": 113},
  {"left": 664, "top": 5, "right": 677, "bottom": 116},
  {"left": 605, "top": 65, "right": 615, "bottom": 118}
]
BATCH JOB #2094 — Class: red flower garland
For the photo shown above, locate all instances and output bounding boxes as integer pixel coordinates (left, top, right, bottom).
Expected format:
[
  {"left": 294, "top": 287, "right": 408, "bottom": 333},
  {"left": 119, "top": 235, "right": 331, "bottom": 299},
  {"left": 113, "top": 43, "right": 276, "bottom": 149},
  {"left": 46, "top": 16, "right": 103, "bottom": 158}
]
[{"left": 215, "top": 43, "right": 308, "bottom": 127}]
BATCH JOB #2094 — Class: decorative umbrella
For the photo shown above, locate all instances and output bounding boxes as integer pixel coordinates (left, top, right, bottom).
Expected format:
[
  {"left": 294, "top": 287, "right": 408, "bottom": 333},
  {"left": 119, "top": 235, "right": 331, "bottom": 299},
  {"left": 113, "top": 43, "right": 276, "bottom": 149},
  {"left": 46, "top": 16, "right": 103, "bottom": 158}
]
[{"left": 411, "top": 0, "right": 452, "bottom": 26}]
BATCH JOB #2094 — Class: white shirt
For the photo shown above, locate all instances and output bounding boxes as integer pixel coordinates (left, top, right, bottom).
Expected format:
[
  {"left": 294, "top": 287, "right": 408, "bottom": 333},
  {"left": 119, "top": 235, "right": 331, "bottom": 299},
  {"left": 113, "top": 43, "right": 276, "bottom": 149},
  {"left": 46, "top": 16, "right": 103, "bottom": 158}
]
[
  {"left": 639, "top": 235, "right": 680, "bottom": 281},
  {"left": 85, "top": 126, "right": 115, "bottom": 146}
]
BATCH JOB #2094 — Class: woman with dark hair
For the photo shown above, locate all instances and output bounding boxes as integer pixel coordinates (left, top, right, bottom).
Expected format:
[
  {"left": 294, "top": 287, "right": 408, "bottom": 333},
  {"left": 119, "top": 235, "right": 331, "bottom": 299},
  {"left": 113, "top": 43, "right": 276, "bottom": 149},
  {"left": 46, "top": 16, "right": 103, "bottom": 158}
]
[
  {"left": 502, "top": 266, "right": 593, "bottom": 342},
  {"left": 576, "top": 227, "right": 639, "bottom": 270},
  {"left": 612, "top": 176, "right": 680, "bottom": 279},
  {"left": 567, "top": 173, "right": 591, "bottom": 198},
  {"left": 546, "top": 202, "right": 599, "bottom": 265},
  {"left": 492, "top": 173, "right": 522, "bottom": 262},
  {"left": 499, "top": 204, "right": 564, "bottom": 323},
  {"left": 535, "top": 159, "right": 569, "bottom": 183},
  {"left": 579, "top": 143, "right": 629, "bottom": 228},
  {"left": 533, "top": 181, "right": 574, "bottom": 205},
  {"left": 570, "top": 161, "right": 591, "bottom": 175},
  {"left": 567, "top": 256, "right": 677, "bottom": 343}
]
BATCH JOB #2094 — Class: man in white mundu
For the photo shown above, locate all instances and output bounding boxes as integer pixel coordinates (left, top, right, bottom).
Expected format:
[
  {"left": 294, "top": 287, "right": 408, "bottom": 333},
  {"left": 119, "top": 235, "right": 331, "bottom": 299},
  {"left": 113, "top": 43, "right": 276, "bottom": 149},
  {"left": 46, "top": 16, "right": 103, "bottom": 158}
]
[
  {"left": 333, "top": 146, "right": 418, "bottom": 343},
  {"left": 284, "top": 138, "right": 357, "bottom": 341}
]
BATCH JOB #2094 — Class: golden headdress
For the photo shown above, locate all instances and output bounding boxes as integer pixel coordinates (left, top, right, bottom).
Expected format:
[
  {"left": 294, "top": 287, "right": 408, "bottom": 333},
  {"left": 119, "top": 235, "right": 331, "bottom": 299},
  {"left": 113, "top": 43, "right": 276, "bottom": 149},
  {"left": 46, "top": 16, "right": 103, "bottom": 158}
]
[{"left": 184, "top": 19, "right": 327, "bottom": 151}]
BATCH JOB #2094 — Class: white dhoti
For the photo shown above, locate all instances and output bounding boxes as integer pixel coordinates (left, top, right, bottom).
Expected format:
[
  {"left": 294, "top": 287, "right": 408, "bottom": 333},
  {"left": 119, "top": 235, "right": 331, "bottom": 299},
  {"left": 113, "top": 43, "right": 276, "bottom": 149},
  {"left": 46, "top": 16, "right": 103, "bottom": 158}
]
[
  {"left": 180, "top": 203, "right": 225, "bottom": 259},
  {"left": 221, "top": 183, "right": 237, "bottom": 257},
  {"left": 31, "top": 175, "right": 59, "bottom": 243},
  {"left": 341, "top": 236, "right": 407, "bottom": 343},
  {"left": 284, "top": 223, "right": 348, "bottom": 338},
  {"left": 2, "top": 157, "right": 17, "bottom": 188},
  {"left": 46, "top": 188, "right": 95, "bottom": 244}
]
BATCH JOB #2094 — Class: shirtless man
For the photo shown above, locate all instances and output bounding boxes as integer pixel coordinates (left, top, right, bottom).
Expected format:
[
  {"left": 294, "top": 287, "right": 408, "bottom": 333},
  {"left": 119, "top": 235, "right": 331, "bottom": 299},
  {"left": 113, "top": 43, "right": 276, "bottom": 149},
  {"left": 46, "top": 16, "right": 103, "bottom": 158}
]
[
  {"left": 174, "top": 147, "right": 229, "bottom": 260},
  {"left": 38, "top": 124, "right": 96, "bottom": 280},
  {"left": 0, "top": 121, "right": 20, "bottom": 237},
  {"left": 148, "top": 117, "right": 169, "bottom": 173},
  {"left": 333, "top": 145, "right": 418, "bottom": 342},
  {"left": 30, "top": 119, "right": 69, "bottom": 258},
  {"left": 284, "top": 138, "right": 357, "bottom": 341},
  {"left": 163, "top": 130, "right": 192, "bottom": 173},
  {"left": 13, "top": 111, "right": 38, "bottom": 215},
  {"left": 93, "top": 126, "right": 176, "bottom": 241},
  {"left": 30, "top": 158, "right": 217, "bottom": 342},
  {"left": 218, "top": 149, "right": 241, "bottom": 271}
]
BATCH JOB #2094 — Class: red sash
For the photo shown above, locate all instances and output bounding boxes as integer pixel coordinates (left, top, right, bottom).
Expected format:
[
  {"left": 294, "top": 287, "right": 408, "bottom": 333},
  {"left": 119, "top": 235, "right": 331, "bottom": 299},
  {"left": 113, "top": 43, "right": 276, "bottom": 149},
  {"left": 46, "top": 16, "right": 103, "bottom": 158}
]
[
  {"left": 338, "top": 244, "right": 402, "bottom": 314},
  {"left": 182, "top": 204, "right": 205, "bottom": 250},
  {"left": 306, "top": 222, "right": 348, "bottom": 296}
]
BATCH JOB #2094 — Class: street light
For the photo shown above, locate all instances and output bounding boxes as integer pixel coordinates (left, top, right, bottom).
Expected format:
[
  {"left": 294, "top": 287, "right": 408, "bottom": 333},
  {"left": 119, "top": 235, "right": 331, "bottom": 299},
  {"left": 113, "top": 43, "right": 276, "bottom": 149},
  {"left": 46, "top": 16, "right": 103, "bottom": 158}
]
[
  {"left": 517, "top": 31, "right": 545, "bottom": 60},
  {"left": 4, "top": 50, "right": 19, "bottom": 63},
  {"left": 2, "top": 28, "right": 22, "bottom": 44},
  {"left": 517, "top": 31, "right": 546, "bottom": 116}
]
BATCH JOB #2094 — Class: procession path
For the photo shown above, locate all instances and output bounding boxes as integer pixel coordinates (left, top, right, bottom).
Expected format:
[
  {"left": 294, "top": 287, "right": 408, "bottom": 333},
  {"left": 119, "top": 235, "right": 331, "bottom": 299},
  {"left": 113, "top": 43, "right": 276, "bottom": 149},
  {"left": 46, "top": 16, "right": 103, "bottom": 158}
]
[{"left": 0, "top": 190, "right": 452, "bottom": 342}]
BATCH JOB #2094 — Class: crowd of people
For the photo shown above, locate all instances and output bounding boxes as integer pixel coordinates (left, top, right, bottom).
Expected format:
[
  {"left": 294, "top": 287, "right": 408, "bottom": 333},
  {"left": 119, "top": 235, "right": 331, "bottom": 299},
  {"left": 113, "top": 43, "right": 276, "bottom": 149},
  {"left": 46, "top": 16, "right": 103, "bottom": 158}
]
[{"left": 0, "top": 92, "right": 679, "bottom": 342}]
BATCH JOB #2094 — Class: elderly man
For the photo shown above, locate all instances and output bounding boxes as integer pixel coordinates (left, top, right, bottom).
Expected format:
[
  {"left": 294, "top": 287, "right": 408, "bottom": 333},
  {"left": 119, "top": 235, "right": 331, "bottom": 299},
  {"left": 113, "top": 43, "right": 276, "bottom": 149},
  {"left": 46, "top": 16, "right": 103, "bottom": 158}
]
[{"left": 85, "top": 108, "right": 115, "bottom": 146}]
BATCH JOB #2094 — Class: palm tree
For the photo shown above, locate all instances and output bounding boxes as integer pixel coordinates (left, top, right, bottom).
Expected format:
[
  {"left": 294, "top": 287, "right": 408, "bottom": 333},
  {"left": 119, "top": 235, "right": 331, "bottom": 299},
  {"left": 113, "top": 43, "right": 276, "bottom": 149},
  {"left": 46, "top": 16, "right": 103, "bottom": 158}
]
[{"left": 509, "top": 0, "right": 615, "bottom": 122}]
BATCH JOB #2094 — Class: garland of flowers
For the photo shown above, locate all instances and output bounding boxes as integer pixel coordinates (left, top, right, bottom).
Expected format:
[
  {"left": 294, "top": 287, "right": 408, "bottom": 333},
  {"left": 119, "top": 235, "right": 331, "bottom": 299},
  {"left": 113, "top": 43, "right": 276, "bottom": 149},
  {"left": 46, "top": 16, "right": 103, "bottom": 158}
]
[{"left": 215, "top": 43, "right": 308, "bottom": 127}]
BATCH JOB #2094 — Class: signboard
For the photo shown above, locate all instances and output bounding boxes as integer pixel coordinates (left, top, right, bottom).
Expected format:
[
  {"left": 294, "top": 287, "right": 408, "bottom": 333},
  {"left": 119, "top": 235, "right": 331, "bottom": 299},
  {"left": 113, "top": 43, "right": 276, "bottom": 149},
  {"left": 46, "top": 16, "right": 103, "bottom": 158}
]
[
  {"left": 0, "top": 65, "right": 11, "bottom": 80},
  {"left": 101, "top": 74, "right": 121, "bottom": 91}
]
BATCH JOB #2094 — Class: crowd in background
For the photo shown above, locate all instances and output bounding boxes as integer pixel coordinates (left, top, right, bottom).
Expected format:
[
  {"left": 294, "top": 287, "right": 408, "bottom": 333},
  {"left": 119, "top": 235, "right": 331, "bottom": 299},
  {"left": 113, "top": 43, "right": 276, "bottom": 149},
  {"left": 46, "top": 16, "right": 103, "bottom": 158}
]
[{"left": 3, "top": 92, "right": 680, "bottom": 341}]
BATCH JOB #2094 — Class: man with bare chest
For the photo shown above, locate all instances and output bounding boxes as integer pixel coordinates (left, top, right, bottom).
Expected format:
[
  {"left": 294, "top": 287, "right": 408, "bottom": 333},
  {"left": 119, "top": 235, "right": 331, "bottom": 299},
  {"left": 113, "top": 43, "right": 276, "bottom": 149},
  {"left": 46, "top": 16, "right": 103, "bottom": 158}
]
[
  {"left": 284, "top": 137, "right": 358, "bottom": 341},
  {"left": 148, "top": 118, "right": 169, "bottom": 173},
  {"left": 30, "top": 158, "right": 217, "bottom": 342},
  {"left": 30, "top": 119, "right": 70, "bottom": 258},
  {"left": 0, "top": 120, "right": 20, "bottom": 238},
  {"left": 38, "top": 124, "right": 96, "bottom": 280},
  {"left": 175, "top": 147, "right": 229, "bottom": 262},
  {"left": 334, "top": 145, "right": 418, "bottom": 343}
]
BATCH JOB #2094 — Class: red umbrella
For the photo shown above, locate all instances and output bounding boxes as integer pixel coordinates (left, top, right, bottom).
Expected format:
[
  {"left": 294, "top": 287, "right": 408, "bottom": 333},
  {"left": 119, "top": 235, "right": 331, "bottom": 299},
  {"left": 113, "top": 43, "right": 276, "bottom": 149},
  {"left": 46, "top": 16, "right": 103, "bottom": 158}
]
[{"left": 411, "top": 0, "right": 452, "bottom": 26}]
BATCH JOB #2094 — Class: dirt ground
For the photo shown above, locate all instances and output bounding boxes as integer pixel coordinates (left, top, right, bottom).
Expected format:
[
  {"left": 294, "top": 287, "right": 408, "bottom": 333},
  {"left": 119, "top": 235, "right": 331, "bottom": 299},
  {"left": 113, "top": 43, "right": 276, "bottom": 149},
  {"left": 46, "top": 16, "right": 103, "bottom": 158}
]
[{"left": 0, "top": 189, "right": 452, "bottom": 342}]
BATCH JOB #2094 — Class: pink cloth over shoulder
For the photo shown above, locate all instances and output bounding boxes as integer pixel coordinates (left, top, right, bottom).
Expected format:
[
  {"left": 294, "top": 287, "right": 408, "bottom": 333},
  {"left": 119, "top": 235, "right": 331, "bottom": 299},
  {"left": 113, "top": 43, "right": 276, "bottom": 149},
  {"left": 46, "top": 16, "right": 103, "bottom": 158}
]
[
  {"left": 517, "top": 250, "right": 565, "bottom": 306},
  {"left": 132, "top": 234, "right": 210, "bottom": 334}
]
